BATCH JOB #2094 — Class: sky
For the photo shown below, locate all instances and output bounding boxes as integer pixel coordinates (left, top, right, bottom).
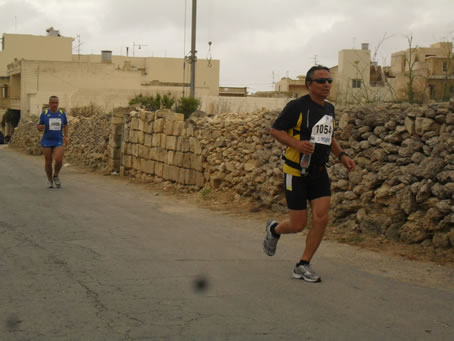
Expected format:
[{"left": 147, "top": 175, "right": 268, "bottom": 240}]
[{"left": 1, "top": 0, "right": 453, "bottom": 93}]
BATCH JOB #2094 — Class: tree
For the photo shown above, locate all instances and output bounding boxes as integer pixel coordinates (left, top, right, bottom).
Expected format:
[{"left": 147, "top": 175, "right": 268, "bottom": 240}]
[{"left": 405, "top": 34, "right": 418, "bottom": 104}]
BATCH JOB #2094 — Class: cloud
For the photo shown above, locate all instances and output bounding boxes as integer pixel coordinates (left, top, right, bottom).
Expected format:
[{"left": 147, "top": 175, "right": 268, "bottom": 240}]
[{"left": 1, "top": 0, "right": 454, "bottom": 91}]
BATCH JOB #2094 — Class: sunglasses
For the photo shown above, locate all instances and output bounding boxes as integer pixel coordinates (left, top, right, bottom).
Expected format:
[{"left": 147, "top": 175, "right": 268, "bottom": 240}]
[{"left": 311, "top": 78, "right": 333, "bottom": 84}]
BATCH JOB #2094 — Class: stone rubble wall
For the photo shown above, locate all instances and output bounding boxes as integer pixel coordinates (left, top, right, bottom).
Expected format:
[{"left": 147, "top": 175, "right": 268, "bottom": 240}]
[
  {"left": 331, "top": 100, "right": 454, "bottom": 249},
  {"left": 9, "top": 111, "right": 113, "bottom": 170},
  {"left": 10, "top": 100, "right": 454, "bottom": 250}
]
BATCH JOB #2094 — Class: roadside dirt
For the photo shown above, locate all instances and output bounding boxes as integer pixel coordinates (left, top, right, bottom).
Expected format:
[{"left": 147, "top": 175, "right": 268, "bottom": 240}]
[{"left": 130, "top": 178, "right": 454, "bottom": 268}]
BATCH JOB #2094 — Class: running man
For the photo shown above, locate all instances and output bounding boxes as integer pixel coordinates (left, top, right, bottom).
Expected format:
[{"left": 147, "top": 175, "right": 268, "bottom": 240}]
[
  {"left": 37, "top": 96, "right": 68, "bottom": 188},
  {"left": 263, "top": 65, "right": 355, "bottom": 282}
]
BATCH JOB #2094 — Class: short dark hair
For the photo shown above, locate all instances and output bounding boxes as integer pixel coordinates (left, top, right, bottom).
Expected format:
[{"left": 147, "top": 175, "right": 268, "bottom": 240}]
[
  {"left": 49, "top": 96, "right": 59, "bottom": 102},
  {"left": 305, "top": 65, "right": 330, "bottom": 87}
]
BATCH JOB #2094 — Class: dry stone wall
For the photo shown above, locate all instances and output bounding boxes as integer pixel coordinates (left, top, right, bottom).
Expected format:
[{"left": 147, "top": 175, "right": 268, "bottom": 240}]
[
  {"left": 331, "top": 100, "right": 454, "bottom": 249},
  {"left": 109, "top": 102, "right": 454, "bottom": 250},
  {"left": 9, "top": 100, "right": 454, "bottom": 250},
  {"left": 10, "top": 111, "right": 113, "bottom": 170}
]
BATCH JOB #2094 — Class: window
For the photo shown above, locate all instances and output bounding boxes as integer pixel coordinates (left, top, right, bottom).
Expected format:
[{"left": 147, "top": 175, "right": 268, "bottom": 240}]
[
  {"left": 443, "top": 61, "right": 448, "bottom": 73},
  {"left": 352, "top": 79, "right": 361, "bottom": 88},
  {"left": 1, "top": 85, "right": 8, "bottom": 99}
]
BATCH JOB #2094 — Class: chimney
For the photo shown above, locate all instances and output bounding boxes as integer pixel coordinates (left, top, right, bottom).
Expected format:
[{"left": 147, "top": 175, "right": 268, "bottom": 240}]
[{"left": 101, "top": 50, "right": 112, "bottom": 63}]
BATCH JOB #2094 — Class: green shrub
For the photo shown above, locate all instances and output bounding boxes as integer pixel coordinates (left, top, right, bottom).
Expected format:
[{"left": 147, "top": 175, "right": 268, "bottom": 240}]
[
  {"left": 176, "top": 97, "right": 200, "bottom": 119},
  {"left": 1, "top": 109, "right": 21, "bottom": 128},
  {"left": 129, "top": 93, "right": 175, "bottom": 111}
]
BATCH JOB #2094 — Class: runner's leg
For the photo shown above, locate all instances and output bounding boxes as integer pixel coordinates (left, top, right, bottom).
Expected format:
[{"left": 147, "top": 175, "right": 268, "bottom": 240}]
[
  {"left": 53, "top": 146, "right": 64, "bottom": 176},
  {"left": 43, "top": 147, "right": 53, "bottom": 181},
  {"left": 275, "top": 209, "right": 308, "bottom": 234},
  {"left": 301, "top": 196, "right": 330, "bottom": 262}
]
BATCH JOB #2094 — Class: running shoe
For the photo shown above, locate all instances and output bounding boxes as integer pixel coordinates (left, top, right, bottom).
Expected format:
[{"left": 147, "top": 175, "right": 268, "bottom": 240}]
[
  {"left": 47, "top": 179, "right": 53, "bottom": 188},
  {"left": 292, "top": 263, "right": 322, "bottom": 282},
  {"left": 263, "top": 219, "right": 279, "bottom": 256},
  {"left": 53, "top": 176, "right": 61, "bottom": 188}
]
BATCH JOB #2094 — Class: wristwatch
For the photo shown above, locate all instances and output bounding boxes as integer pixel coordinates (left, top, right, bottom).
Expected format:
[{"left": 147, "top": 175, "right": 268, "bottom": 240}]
[{"left": 338, "top": 151, "right": 348, "bottom": 160}]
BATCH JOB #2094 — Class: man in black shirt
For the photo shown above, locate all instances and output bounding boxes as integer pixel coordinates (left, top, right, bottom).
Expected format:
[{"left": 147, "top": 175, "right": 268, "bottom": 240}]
[{"left": 263, "top": 65, "right": 355, "bottom": 282}]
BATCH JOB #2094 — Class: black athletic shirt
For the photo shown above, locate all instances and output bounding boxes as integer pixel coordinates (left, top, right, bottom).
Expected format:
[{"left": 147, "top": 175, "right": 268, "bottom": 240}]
[{"left": 272, "top": 94, "right": 335, "bottom": 165}]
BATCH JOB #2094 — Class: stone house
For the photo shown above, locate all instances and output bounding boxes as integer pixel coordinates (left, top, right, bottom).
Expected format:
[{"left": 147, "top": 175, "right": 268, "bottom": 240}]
[
  {"left": 387, "top": 42, "right": 454, "bottom": 102},
  {"left": 0, "top": 31, "right": 220, "bottom": 119}
]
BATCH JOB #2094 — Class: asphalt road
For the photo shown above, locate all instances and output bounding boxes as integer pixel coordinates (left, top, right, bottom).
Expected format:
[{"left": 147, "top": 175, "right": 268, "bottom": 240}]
[{"left": 1, "top": 146, "right": 453, "bottom": 341}]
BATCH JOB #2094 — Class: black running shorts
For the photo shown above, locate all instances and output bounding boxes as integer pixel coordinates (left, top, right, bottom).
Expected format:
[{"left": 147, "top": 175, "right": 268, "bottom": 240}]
[{"left": 284, "top": 165, "right": 331, "bottom": 210}]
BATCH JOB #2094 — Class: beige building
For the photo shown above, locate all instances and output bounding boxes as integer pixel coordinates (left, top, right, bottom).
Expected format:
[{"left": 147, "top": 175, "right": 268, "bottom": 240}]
[
  {"left": 330, "top": 43, "right": 392, "bottom": 104},
  {"left": 388, "top": 42, "right": 454, "bottom": 102},
  {"left": 274, "top": 75, "right": 308, "bottom": 97},
  {"left": 0, "top": 32, "right": 220, "bottom": 118}
]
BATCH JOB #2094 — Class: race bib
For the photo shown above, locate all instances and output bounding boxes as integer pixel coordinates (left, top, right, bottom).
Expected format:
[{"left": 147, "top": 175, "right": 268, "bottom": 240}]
[
  {"left": 49, "top": 118, "right": 62, "bottom": 131},
  {"left": 311, "top": 115, "right": 333, "bottom": 145}
]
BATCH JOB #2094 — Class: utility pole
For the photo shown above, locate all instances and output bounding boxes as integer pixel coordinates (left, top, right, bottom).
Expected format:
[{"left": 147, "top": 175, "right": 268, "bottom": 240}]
[{"left": 190, "top": 0, "right": 197, "bottom": 98}]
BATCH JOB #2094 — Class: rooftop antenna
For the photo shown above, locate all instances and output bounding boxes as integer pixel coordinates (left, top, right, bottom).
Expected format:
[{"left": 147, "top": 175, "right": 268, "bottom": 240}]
[
  {"left": 133, "top": 42, "right": 148, "bottom": 57},
  {"left": 313, "top": 54, "right": 318, "bottom": 65},
  {"left": 73, "top": 35, "right": 85, "bottom": 60}
]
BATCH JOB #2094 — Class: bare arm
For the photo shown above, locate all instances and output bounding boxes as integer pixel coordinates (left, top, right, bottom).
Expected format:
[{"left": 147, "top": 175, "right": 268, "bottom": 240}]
[
  {"left": 331, "top": 137, "right": 355, "bottom": 171},
  {"left": 270, "top": 128, "right": 314, "bottom": 154},
  {"left": 63, "top": 125, "right": 69, "bottom": 145}
]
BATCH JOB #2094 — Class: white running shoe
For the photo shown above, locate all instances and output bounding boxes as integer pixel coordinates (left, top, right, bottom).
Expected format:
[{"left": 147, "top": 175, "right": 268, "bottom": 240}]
[
  {"left": 53, "top": 176, "right": 61, "bottom": 188},
  {"left": 292, "top": 263, "right": 322, "bottom": 282}
]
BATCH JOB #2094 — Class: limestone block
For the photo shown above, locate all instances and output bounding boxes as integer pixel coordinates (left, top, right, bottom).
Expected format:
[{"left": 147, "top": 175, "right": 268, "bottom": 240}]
[
  {"left": 160, "top": 134, "right": 167, "bottom": 149},
  {"left": 166, "top": 135, "right": 177, "bottom": 151},
  {"left": 126, "top": 143, "right": 133, "bottom": 155},
  {"left": 191, "top": 154, "right": 203, "bottom": 171},
  {"left": 184, "top": 125, "right": 194, "bottom": 137},
  {"left": 155, "top": 162, "right": 164, "bottom": 177},
  {"left": 148, "top": 147, "right": 158, "bottom": 161},
  {"left": 138, "top": 145, "right": 149, "bottom": 159},
  {"left": 181, "top": 136, "right": 191, "bottom": 152},
  {"left": 244, "top": 159, "right": 256, "bottom": 171},
  {"left": 137, "top": 131, "right": 145, "bottom": 145},
  {"left": 152, "top": 133, "right": 161, "bottom": 147},
  {"left": 169, "top": 166, "right": 180, "bottom": 182},
  {"left": 182, "top": 153, "right": 192, "bottom": 168},
  {"left": 174, "top": 151, "right": 184, "bottom": 167},
  {"left": 157, "top": 148, "right": 168, "bottom": 163},
  {"left": 339, "top": 113, "right": 350, "bottom": 130},
  {"left": 123, "top": 155, "right": 132, "bottom": 168},
  {"left": 132, "top": 156, "right": 142, "bottom": 170},
  {"left": 144, "top": 133, "right": 152, "bottom": 147},
  {"left": 190, "top": 137, "right": 202, "bottom": 154},
  {"left": 129, "top": 131, "right": 137, "bottom": 143},
  {"left": 132, "top": 144, "right": 139, "bottom": 157},
  {"left": 178, "top": 167, "right": 187, "bottom": 184},
  {"left": 146, "top": 120, "right": 155, "bottom": 133},
  {"left": 154, "top": 118, "right": 164, "bottom": 133},
  {"left": 143, "top": 160, "right": 155, "bottom": 175},
  {"left": 446, "top": 113, "right": 454, "bottom": 124},
  {"left": 173, "top": 121, "right": 185, "bottom": 136},
  {"left": 404, "top": 117, "right": 415, "bottom": 135},
  {"left": 164, "top": 120, "right": 174, "bottom": 135},
  {"left": 163, "top": 164, "right": 170, "bottom": 180},
  {"left": 131, "top": 117, "right": 139, "bottom": 130},
  {"left": 174, "top": 113, "right": 185, "bottom": 121},
  {"left": 193, "top": 170, "right": 205, "bottom": 187},
  {"left": 138, "top": 118, "right": 145, "bottom": 132},
  {"left": 167, "top": 150, "right": 175, "bottom": 165},
  {"left": 415, "top": 117, "right": 439, "bottom": 136}
]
